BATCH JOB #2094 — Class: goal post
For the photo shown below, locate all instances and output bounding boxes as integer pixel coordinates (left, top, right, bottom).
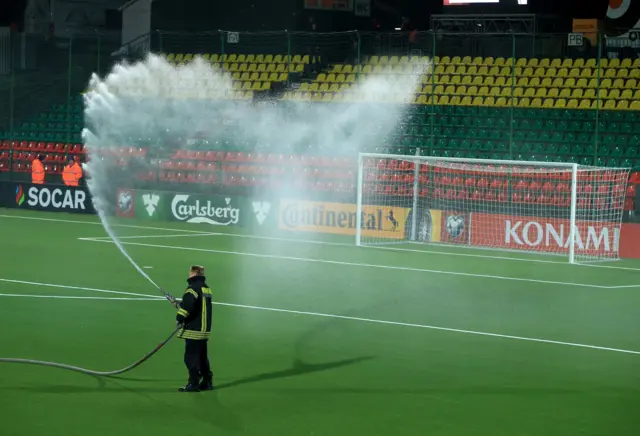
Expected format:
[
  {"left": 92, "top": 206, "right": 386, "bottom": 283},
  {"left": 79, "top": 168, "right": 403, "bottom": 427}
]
[{"left": 355, "top": 152, "right": 631, "bottom": 264}]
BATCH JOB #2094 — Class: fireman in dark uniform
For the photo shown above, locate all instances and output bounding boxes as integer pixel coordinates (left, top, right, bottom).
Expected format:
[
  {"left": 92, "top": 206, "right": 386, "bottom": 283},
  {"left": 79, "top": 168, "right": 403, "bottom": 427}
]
[{"left": 174, "top": 265, "right": 213, "bottom": 392}]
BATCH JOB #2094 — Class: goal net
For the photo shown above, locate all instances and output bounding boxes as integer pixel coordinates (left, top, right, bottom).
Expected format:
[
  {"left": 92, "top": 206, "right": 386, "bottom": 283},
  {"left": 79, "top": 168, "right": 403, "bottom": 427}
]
[{"left": 355, "top": 153, "right": 631, "bottom": 264}]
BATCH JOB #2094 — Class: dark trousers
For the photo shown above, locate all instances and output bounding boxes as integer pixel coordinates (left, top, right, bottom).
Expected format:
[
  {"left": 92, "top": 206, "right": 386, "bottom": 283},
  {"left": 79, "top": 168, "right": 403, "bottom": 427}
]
[{"left": 184, "top": 339, "right": 212, "bottom": 385}]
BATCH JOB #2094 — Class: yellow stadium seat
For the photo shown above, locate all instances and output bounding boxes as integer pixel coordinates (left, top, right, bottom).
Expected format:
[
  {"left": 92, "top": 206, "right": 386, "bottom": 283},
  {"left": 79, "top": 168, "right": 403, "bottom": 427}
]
[
  {"left": 469, "top": 96, "right": 481, "bottom": 105},
  {"left": 449, "top": 95, "right": 461, "bottom": 105},
  {"left": 573, "top": 58, "right": 584, "bottom": 68},
  {"left": 627, "top": 78, "right": 637, "bottom": 88},
  {"left": 345, "top": 73, "right": 356, "bottom": 83},
  {"left": 332, "top": 73, "right": 344, "bottom": 83},
  {"left": 305, "top": 82, "right": 316, "bottom": 92},
  {"left": 515, "top": 58, "right": 527, "bottom": 67},
  {"left": 562, "top": 59, "right": 573, "bottom": 68},
  {"left": 460, "top": 75, "right": 471, "bottom": 85},
  {"left": 258, "top": 72, "right": 269, "bottom": 81},
  {"left": 301, "top": 55, "right": 310, "bottom": 64},
  {"left": 557, "top": 68, "right": 568, "bottom": 77},
  {"left": 488, "top": 66, "right": 500, "bottom": 76},
  {"left": 250, "top": 81, "right": 260, "bottom": 91},
  {"left": 225, "top": 54, "right": 237, "bottom": 63},
  {"left": 319, "top": 83, "right": 329, "bottom": 92},
  {"left": 567, "top": 99, "right": 579, "bottom": 108},
  {"left": 454, "top": 65, "right": 466, "bottom": 74},
  {"left": 609, "top": 58, "right": 620, "bottom": 68},
  {"left": 527, "top": 58, "right": 538, "bottom": 67},
  {"left": 550, "top": 59, "right": 561, "bottom": 68},
  {"left": 601, "top": 78, "right": 612, "bottom": 88},
  {"left": 481, "top": 57, "right": 493, "bottom": 66},
  {"left": 458, "top": 85, "right": 469, "bottom": 95},
  {"left": 548, "top": 88, "right": 559, "bottom": 98},
  {"left": 249, "top": 72, "right": 259, "bottom": 81},
  {"left": 322, "top": 93, "right": 333, "bottom": 102},
  {"left": 266, "top": 63, "right": 277, "bottom": 72},
  {"left": 369, "top": 56, "right": 379, "bottom": 65},
  {"left": 575, "top": 78, "right": 587, "bottom": 88},
  {"left": 278, "top": 72, "right": 288, "bottom": 81},
  {"left": 328, "top": 83, "right": 339, "bottom": 93},
  {"left": 379, "top": 56, "right": 389, "bottom": 64},
  {"left": 494, "top": 57, "right": 506, "bottom": 67},
  {"left": 240, "top": 72, "right": 250, "bottom": 81},
  {"left": 538, "top": 58, "right": 550, "bottom": 67},
  {"left": 608, "top": 89, "right": 620, "bottom": 99},
  {"left": 559, "top": 88, "right": 571, "bottom": 98},
  {"left": 605, "top": 68, "right": 616, "bottom": 78},
  {"left": 513, "top": 87, "right": 524, "bottom": 97},
  {"left": 632, "top": 101, "right": 640, "bottom": 110},
  {"left": 533, "top": 67, "right": 544, "bottom": 77},
  {"left": 482, "top": 76, "right": 493, "bottom": 86},
  {"left": 222, "top": 62, "right": 230, "bottom": 71},
  {"left": 451, "top": 75, "right": 462, "bottom": 85},
  {"left": 183, "top": 54, "right": 194, "bottom": 62},
  {"left": 554, "top": 99, "right": 566, "bottom": 108},
  {"left": 450, "top": 56, "right": 461, "bottom": 65},
  {"left": 422, "top": 84, "right": 432, "bottom": 94},
  {"left": 274, "top": 64, "right": 285, "bottom": 73},
  {"left": 317, "top": 73, "right": 327, "bottom": 82},
  {"left": 489, "top": 86, "right": 500, "bottom": 96},
  {"left": 617, "top": 100, "right": 629, "bottom": 109},
  {"left": 603, "top": 99, "right": 616, "bottom": 109},
  {"left": 476, "top": 66, "right": 488, "bottom": 76},
  {"left": 524, "top": 88, "right": 535, "bottom": 98},
  {"left": 529, "top": 77, "right": 541, "bottom": 87},
  {"left": 580, "top": 68, "right": 591, "bottom": 77},
  {"left": 629, "top": 69, "right": 640, "bottom": 79},
  {"left": 397, "top": 56, "right": 408, "bottom": 64},
  {"left": 389, "top": 56, "right": 400, "bottom": 64},
  {"left": 543, "top": 98, "right": 554, "bottom": 107},
  {"left": 620, "top": 58, "right": 632, "bottom": 68},
  {"left": 232, "top": 72, "right": 241, "bottom": 80},
  {"left": 232, "top": 81, "right": 242, "bottom": 90},
  {"left": 551, "top": 78, "right": 564, "bottom": 88},
  {"left": 262, "top": 55, "right": 273, "bottom": 63},
  {"left": 256, "top": 63, "right": 266, "bottom": 72},
  {"left": 239, "top": 63, "right": 249, "bottom": 72},
  {"left": 247, "top": 63, "right": 257, "bottom": 72},
  {"left": 516, "top": 77, "right": 528, "bottom": 87},
  {"left": 536, "top": 88, "right": 548, "bottom": 98},
  {"left": 546, "top": 67, "right": 557, "bottom": 77},
  {"left": 236, "top": 55, "right": 246, "bottom": 63},
  {"left": 617, "top": 68, "right": 628, "bottom": 78},
  {"left": 501, "top": 86, "right": 512, "bottom": 97},
  {"left": 581, "top": 88, "right": 594, "bottom": 99},
  {"left": 516, "top": 97, "right": 529, "bottom": 107},
  {"left": 362, "top": 65, "right": 372, "bottom": 74},
  {"left": 439, "top": 56, "right": 450, "bottom": 64},
  {"left": 477, "top": 86, "right": 488, "bottom": 96},
  {"left": 443, "top": 85, "right": 455, "bottom": 95},
  {"left": 461, "top": 56, "right": 472, "bottom": 65},
  {"left": 343, "top": 64, "right": 354, "bottom": 74},
  {"left": 585, "top": 78, "right": 597, "bottom": 88},
  {"left": 578, "top": 99, "right": 592, "bottom": 108},
  {"left": 494, "top": 76, "right": 506, "bottom": 86},
  {"left": 471, "top": 56, "right": 482, "bottom": 65},
  {"left": 568, "top": 68, "right": 580, "bottom": 77},
  {"left": 498, "top": 66, "right": 509, "bottom": 76},
  {"left": 585, "top": 58, "right": 597, "bottom": 68},
  {"left": 621, "top": 89, "right": 633, "bottom": 99},
  {"left": 531, "top": 97, "right": 543, "bottom": 108},
  {"left": 541, "top": 77, "right": 552, "bottom": 87},
  {"left": 564, "top": 78, "right": 576, "bottom": 88}
]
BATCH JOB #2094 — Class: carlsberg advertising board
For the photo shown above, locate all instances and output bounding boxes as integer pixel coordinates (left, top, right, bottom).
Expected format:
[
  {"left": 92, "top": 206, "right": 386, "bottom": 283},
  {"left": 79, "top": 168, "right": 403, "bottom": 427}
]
[
  {"left": 170, "top": 194, "right": 240, "bottom": 225},
  {"left": 126, "top": 189, "right": 277, "bottom": 229}
]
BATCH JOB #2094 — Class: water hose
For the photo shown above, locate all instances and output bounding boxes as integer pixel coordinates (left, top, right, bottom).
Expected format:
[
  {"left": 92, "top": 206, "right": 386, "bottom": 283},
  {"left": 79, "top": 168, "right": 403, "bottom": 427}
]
[{"left": 0, "top": 324, "right": 182, "bottom": 377}]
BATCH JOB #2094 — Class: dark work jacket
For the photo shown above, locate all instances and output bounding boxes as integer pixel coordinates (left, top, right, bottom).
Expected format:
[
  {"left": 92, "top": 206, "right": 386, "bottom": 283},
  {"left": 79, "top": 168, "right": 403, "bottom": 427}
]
[{"left": 176, "top": 275, "right": 212, "bottom": 340}]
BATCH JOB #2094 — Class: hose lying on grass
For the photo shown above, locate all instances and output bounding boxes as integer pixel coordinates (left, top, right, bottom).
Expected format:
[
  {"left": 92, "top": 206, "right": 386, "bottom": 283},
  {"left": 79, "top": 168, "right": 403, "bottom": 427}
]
[{"left": 0, "top": 325, "right": 181, "bottom": 377}]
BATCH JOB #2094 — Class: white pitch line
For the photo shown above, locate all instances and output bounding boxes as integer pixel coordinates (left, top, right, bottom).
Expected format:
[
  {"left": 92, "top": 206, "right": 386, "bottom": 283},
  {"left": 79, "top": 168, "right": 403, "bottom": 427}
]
[
  {"left": 0, "top": 278, "right": 165, "bottom": 299},
  {"left": 78, "top": 233, "right": 216, "bottom": 241},
  {"left": 212, "top": 302, "right": 640, "bottom": 356},
  {"left": 4, "top": 212, "right": 640, "bottom": 271},
  {"left": 2, "top": 278, "right": 638, "bottom": 356},
  {"left": 0, "top": 293, "right": 161, "bottom": 301},
  {"left": 80, "top": 238, "right": 615, "bottom": 289}
]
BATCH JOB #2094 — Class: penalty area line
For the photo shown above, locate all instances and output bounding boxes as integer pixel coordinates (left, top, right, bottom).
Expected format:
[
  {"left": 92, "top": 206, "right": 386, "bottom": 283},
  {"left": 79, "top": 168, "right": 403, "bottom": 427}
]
[
  {"left": 80, "top": 238, "right": 615, "bottom": 289},
  {"left": 0, "top": 278, "right": 165, "bottom": 299},
  {"left": 0, "top": 293, "right": 162, "bottom": 301},
  {"left": 213, "top": 301, "right": 640, "bottom": 356},
  {"left": 2, "top": 278, "right": 637, "bottom": 357}
]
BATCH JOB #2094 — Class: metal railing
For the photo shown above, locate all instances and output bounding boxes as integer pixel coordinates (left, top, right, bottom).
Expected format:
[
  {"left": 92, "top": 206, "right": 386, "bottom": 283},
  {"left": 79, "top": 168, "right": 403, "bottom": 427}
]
[{"left": 0, "top": 28, "right": 638, "bottom": 184}]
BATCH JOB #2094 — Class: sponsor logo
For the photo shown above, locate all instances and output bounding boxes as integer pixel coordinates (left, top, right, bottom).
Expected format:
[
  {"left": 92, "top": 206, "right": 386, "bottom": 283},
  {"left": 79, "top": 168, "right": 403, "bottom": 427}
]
[
  {"left": 445, "top": 214, "right": 465, "bottom": 239},
  {"left": 22, "top": 186, "right": 87, "bottom": 210},
  {"left": 252, "top": 201, "right": 271, "bottom": 226},
  {"left": 142, "top": 193, "right": 160, "bottom": 217},
  {"left": 279, "top": 199, "right": 408, "bottom": 238},
  {"left": 15, "top": 185, "right": 24, "bottom": 206},
  {"left": 470, "top": 213, "right": 620, "bottom": 256},
  {"left": 505, "top": 219, "right": 619, "bottom": 253},
  {"left": 171, "top": 195, "right": 240, "bottom": 225},
  {"left": 117, "top": 191, "right": 133, "bottom": 215}
]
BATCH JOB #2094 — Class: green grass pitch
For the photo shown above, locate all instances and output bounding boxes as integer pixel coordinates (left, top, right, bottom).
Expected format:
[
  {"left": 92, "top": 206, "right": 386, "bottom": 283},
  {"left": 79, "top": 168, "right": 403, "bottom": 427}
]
[{"left": 1, "top": 207, "right": 639, "bottom": 436}]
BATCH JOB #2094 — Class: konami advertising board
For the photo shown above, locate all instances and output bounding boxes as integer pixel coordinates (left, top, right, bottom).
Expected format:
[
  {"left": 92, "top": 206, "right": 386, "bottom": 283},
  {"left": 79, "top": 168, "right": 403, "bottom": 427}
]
[{"left": 469, "top": 213, "right": 620, "bottom": 258}]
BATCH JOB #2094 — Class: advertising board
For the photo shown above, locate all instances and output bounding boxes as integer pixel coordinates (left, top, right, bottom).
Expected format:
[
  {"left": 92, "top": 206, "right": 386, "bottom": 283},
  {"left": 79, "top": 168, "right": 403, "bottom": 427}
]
[{"left": 0, "top": 182, "right": 94, "bottom": 214}]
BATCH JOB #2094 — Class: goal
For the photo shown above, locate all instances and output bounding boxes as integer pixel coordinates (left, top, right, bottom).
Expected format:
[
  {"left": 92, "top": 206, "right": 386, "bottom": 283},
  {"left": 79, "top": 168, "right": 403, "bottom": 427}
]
[{"left": 355, "top": 152, "right": 631, "bottom": 264}]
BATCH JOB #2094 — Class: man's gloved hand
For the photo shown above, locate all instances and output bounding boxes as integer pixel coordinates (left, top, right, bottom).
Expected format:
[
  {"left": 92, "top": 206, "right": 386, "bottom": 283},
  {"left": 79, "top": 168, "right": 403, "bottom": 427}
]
[{"left": 165, "top": 292, "right": 179, "bottom": 308}]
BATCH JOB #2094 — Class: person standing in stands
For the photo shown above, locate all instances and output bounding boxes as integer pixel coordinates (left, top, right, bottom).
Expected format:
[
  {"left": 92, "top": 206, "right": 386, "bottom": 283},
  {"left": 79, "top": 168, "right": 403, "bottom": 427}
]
[
  {"left": 62, "top": 157, "right": 82, "bottom": 186},
  {"left": 31, "top": 154, "right": 45, "bottom": 185}
]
